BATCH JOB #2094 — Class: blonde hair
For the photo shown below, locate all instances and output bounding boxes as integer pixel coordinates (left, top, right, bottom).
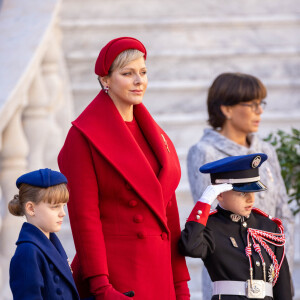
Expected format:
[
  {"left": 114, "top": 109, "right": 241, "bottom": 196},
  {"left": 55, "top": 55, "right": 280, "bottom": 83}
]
[
  {"left": 8, "top": 183, "right": 69, "bottom": 217},
  {"left": 109, "top": 49, "right": 145, "bottom": 73},
  {"left": 98, "top": 49, "right": 145, "bottom": 89}
]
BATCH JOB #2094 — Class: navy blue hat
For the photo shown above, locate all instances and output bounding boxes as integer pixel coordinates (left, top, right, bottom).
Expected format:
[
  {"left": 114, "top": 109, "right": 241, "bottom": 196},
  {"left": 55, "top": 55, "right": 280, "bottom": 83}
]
[
  {"left": 16, "top": 168, "right": 68, "bottom": 189},
  {"left": 200, "top": 153, "right": 268, "bottom": 192}
]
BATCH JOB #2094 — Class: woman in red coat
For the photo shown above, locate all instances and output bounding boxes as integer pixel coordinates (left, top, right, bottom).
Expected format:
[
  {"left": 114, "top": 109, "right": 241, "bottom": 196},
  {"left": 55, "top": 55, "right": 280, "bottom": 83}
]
[{"left": 58, "top": 37, "right": 190, "bottom": 300}]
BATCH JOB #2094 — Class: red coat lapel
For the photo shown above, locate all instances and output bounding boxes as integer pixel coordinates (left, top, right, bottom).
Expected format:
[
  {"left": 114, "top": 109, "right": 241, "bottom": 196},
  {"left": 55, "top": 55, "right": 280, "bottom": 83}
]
[
  {"left": 72, "top": 91, "right": 180, "bottom": 230},
  {"left": 134, "top": 104, "right": 181, "bottom": 204}
]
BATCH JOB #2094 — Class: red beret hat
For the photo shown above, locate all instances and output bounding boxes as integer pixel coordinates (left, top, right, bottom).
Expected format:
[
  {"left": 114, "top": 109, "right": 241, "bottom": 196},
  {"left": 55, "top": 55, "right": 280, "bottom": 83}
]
[{"left": 95, "top": 37, "right": 147, "bottom": 76}]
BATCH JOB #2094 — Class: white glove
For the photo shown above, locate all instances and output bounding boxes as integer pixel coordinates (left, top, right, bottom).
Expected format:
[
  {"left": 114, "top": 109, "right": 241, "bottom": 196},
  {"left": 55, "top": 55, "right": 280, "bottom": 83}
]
[{"left": 198, "top": 184, "right": 233, "bottom": 205}]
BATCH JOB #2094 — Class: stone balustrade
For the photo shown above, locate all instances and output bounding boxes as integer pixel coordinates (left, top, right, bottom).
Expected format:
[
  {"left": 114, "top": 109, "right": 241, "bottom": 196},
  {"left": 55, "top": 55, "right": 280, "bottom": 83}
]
[{"left": 0, "top": 0, "right": 73, "bottom": 298}]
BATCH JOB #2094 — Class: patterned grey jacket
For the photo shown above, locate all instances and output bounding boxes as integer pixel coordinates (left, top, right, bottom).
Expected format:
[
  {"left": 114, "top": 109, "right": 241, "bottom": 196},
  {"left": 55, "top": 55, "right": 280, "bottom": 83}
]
[{"left": 187, "top": 128, "right": 295, "bottom": 271}]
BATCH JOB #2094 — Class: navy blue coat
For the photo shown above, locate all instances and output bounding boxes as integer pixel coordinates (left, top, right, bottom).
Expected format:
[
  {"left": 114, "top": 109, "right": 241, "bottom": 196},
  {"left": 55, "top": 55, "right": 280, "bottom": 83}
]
[{"left": 10, "top": 222, "right": 80, "bottom": 300}]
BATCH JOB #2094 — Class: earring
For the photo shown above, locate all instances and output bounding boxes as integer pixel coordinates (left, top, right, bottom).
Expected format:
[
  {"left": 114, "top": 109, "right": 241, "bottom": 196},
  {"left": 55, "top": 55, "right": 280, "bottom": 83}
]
[{"left": 104, "top": 86, "right": 109, "bottom": 94}]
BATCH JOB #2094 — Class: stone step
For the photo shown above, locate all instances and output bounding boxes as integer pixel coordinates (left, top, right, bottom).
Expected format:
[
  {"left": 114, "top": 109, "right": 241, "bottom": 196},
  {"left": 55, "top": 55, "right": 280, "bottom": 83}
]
[
  {"left": 60, "top": 0, "right": 300, "bottom": 19},
  {"left": 60, "top": 15, "right": 300, "bottom": 54},
  {"left": 71, "top": 78, "right": 300, "bottom": 117},
  {"left": 66, "top": 47, "right": 300, "bottom": 83}
]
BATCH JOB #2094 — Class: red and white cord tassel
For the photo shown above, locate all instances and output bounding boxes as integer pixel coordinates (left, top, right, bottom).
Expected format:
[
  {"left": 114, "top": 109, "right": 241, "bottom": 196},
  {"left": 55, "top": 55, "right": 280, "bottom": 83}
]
[{"left": 246, "top": 227, "right": 285, "bottom": 286}]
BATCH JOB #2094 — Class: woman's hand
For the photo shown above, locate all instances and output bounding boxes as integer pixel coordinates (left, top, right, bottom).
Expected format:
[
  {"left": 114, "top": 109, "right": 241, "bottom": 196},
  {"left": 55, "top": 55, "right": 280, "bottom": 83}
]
[
  {"left": 94, "top": 287, "right": 134, "bottom": 299},
  {"left": 90, "top": 275, "right": 134, "bottom": 299},
  {"left": 198, "top": 184, "right": 233, "bottom": 205}
]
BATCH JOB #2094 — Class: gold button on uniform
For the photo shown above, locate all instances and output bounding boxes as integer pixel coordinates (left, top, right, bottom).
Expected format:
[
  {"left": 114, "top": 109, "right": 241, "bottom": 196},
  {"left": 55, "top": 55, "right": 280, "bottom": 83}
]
[
  {"left": 256, "top": 261, "right": 261, "bottom": 267},
  {"left": 242, "top": 222, "right": 247, "bottom": 228},
  {"left": 196, "top": 215, "right": 200, "bottom": 220}
]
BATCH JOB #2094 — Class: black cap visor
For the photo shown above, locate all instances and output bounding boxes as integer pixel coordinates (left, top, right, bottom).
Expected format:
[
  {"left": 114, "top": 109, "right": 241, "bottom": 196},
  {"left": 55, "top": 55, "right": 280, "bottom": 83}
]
[{"left": 232, "top": 180, "right": 267, "bottom": 193}]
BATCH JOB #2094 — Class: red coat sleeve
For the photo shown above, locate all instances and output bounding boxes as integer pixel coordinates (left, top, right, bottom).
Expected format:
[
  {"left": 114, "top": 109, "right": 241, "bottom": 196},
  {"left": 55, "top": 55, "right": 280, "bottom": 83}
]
[{"left": 58, "top": 127, "right": 108, "bottom": 278}]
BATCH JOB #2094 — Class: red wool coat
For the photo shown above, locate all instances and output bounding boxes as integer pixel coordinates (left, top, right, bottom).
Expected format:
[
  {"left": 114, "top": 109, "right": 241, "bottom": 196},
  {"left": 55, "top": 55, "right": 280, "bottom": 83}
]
[{"left": 58, "top": 91, "right": 190, "bottom": 300}]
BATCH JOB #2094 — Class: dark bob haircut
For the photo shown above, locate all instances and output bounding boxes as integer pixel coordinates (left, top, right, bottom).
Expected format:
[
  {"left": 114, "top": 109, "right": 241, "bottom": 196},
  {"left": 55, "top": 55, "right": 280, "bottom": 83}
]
[{"left": 207, "top": 72, "right": 267, "bottom": 129}]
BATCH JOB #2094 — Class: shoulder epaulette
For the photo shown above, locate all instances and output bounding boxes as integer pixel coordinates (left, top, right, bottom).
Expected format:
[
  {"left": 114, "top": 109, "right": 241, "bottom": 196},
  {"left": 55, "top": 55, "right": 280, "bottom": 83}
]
[
  {"left": 209, "top": 209, "right": 218, "bottom": 216},
  {"left": 252, "top": 207, "right": 283, "bottom": 227}
]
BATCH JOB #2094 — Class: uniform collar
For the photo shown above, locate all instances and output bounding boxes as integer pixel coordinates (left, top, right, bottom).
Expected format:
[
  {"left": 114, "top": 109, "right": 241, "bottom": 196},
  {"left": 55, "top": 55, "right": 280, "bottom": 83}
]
[
  {"left": 16, "top": 222, "right": 78, "bottom": 296},
  {"left": 216, "top": 205, "right": 252, "bottom": 223}
]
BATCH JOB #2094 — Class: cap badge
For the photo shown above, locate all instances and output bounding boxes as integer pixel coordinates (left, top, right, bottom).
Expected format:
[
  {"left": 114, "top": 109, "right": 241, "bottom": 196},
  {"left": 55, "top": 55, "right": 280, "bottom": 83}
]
[{"left": 251, "top": 156, "right": 261, "bottom": 168}]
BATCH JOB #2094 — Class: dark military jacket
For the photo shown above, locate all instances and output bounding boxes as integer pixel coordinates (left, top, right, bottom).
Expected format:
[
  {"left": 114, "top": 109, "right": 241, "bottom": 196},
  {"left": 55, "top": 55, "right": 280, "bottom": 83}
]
[{"left": 179, "top": 204, "right": 292, "bottom": 300}]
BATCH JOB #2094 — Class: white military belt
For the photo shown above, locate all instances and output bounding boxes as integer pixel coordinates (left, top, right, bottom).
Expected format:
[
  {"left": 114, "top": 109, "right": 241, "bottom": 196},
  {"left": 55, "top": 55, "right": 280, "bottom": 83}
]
[{"left": 213, "top": 280, "right": 273, "bottom": 299}]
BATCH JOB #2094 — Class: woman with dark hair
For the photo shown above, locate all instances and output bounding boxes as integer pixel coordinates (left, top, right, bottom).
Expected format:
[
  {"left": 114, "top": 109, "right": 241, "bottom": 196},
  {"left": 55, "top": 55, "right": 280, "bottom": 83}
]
[
  {"left": 58, "top": 37, "right": 190, "bottom": 300},
  {"left": 187, "top": 72, "right": 294, "bottom": 299}
]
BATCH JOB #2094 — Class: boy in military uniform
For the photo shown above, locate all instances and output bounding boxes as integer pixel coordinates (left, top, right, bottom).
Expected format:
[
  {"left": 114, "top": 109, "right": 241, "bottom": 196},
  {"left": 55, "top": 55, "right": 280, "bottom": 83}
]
[{"left": 179, "top": 153, "right": 292, "bottom": 299}]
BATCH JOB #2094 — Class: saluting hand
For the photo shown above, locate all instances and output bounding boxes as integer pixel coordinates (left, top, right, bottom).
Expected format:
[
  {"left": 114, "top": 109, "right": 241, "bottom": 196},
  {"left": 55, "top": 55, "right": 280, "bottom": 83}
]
[{"left": 198, "top": 184, "right": 233, "bottom": 205}]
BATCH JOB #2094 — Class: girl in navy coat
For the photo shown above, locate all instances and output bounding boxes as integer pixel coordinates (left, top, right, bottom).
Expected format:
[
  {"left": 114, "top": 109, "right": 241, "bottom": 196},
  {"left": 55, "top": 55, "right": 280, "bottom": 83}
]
[{"left": 8, "top": 168, "right": 80, "bottom": 300}]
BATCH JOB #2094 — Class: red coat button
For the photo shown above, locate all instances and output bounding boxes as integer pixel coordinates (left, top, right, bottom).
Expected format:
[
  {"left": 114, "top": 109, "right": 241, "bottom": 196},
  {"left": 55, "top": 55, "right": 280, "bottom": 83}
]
[
  {"left": 133, "top": 214, "right": 144, "bottom": 223},
  {"left": 167, "top": 200, "right": 172, "bottom": 207},
  {"left": 125, "top": 182, "right": 132, "bottom": 190},
  {"left": 161, "top": 232, "right": 168, "bottom": 240},
  {"left": 137, "top": 232, "right": 145, "bottom": 239},
  {"left": 128, "top": 200, "right": 138, "bottom": 207}
]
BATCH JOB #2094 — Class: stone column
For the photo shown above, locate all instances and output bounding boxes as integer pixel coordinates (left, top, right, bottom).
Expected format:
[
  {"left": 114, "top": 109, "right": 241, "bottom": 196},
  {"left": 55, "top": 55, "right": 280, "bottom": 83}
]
[
  {"left": 52, "top": 23, "right": 74, "bottom": 140},
  {"left": 23, "top": 70, "right": 50, "bottom": 171},
  {"left": 41, "top": 36, "right": 64, "bottom": 169},
  {"left": 41, "top": 32, "right": 75, "bottom": 257},
  {"left": 0, "top": 103, "right": 29, "bottom": 299}
]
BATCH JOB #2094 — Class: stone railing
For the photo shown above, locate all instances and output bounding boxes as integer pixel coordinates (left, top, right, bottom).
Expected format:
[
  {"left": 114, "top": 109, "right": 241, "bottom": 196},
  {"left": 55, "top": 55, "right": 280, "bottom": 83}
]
[{"left": 0, "top": 0, "right": 73, "bottom": 298}]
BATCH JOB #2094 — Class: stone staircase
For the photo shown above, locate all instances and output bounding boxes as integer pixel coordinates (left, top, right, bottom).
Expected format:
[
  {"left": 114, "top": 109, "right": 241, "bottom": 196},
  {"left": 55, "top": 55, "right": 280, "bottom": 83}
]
[{"left": 59, "top": 0, "right": 300, "bottom": 298}]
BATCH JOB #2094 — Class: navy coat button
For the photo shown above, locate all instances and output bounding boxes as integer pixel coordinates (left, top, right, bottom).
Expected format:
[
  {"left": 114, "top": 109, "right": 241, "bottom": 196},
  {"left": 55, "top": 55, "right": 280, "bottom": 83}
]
[
  {"left": 56, "top": 288, "right": 62, "bottom": 295},
  {"left": 161, "top": 232, "right": 168, "bottom": 240},
  {"left": 128, "top": 200, "right": 138, "bottom": 207},
  {"left": 49, "top": 263, "right": 54, "bottom": 271},
  {"left": 133, "top": 214, "right": 144, "bottom": 223},
  {"left": 137, "top": 232, "right": 145, "bottom": 239},
  {"left": 54, "top": 275, "right": 60, "bottom": 283}
]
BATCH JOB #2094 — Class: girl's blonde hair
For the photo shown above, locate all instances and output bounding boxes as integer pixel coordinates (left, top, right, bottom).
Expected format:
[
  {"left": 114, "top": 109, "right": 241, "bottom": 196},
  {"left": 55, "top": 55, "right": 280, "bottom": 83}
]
[{"left": 8, "top": 183, "right": 69, "bottom": 217}]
